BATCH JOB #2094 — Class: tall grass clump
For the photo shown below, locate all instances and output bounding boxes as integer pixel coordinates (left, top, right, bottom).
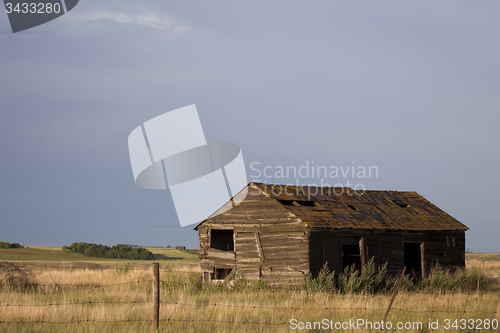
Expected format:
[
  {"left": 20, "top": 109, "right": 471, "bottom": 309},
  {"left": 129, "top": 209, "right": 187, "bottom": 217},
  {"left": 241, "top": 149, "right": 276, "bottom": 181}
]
[
  {"left": 337, "top": 258, "right": 389, "bottom": 294},
  {"left": 184, "top": 272, "right": 204, "bottom": 293},
  {"left": 305, "top": 262, "right": 336, "bottom": 292},
  {"left": 305, "top": 258, "right": 390, "bottom": 294},
  {"left": 115, "top": 262, "right": 131, "bottom": 273},
  {"left": 415, "top": 264, "right": 491, "bottom": 293}
]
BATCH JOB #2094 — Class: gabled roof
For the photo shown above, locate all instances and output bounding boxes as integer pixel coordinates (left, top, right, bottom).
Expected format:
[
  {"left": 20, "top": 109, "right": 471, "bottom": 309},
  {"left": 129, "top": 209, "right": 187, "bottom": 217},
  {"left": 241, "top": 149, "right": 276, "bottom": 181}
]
[
  {"left": 194, "top": 183, "right": 469, "bottom": 231},
  {"left": 253, "top": 183, "right": 468, "bottom": 231}
]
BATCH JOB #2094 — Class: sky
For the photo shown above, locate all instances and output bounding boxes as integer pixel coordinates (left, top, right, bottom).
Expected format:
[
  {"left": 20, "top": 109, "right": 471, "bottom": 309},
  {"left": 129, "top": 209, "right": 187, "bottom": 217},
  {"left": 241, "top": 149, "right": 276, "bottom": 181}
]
[{"left": 0, "top": 0, "right": 499, "bottom": 251}]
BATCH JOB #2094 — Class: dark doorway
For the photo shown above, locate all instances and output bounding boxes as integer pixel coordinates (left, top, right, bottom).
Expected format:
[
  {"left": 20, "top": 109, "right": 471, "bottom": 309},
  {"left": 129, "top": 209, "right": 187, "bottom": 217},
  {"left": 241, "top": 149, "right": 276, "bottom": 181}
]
[
  {"left": 404, "top": 242, "right": 422, "bottom": 278},
  {"left": 211, "top": 229, "right": 234, "bottom": 251},
  {"left": 342, "top": 244, "right": 361, "bottom": 271}
]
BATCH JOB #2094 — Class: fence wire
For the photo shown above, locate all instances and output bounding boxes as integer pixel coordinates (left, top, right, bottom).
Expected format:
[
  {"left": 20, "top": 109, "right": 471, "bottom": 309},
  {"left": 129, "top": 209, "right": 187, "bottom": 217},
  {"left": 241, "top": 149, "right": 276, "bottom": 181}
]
[{"left": 0, "top": 265, "right": 498, "bottom": 327}]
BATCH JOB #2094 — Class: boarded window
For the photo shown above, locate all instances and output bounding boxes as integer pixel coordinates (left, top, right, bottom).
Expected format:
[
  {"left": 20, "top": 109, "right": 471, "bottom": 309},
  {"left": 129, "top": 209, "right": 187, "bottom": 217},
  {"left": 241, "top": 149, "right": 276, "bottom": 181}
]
[{"left": 211, "top": 229, "right": 234, "bottom": 251}]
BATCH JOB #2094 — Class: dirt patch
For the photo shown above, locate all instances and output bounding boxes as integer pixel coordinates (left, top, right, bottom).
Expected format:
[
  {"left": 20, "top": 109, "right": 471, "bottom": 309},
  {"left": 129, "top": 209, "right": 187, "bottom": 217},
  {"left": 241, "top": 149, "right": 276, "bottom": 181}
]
[{"left": 0, "top": 261, "right": 38, "bottom": 292}]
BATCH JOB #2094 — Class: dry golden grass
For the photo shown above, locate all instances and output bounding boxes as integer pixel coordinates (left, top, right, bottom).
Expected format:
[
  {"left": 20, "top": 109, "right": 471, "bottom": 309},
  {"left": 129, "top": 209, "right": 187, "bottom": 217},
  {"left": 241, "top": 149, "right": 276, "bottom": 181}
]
[
  {"left": 0, "top": 258, "right": 498, "bottom": 332},
  {"left": 468, "top": 260, "right": 500, "bottom": 279}
]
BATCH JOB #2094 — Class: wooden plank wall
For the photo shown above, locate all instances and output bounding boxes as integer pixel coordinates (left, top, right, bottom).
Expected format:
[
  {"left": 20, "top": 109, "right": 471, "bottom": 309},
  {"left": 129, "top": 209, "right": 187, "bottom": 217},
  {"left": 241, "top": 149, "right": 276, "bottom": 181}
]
[
  {"left": 310, "top": 230, "right": 466, "bottom": 277},
  {"left": 309, "top": 230, "right": 342, "bottom": 274},
  {"left": 403, "top": 230, "right": 466, "bottom": 273},
  {"left": 197, "top": 184, "right": 310, "bottom": 285},
  {"left": 372, "top": 231, "right": 404, "bottom": 274}
]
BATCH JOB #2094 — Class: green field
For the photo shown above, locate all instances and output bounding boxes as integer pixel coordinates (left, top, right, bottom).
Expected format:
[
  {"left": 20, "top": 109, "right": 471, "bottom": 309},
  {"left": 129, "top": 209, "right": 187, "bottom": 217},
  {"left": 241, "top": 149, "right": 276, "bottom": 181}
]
[
  {"left": 147, "top": 247, "right": 199, "bottom": 261},
  {"left": 0, "top": 246, "right": 198, "bottom": 262}
]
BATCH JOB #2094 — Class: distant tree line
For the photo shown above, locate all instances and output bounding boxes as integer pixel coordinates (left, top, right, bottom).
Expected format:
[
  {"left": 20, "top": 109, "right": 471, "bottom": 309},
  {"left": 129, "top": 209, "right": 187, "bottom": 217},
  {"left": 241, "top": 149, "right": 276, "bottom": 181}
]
[
  {"left": 125, "top": 244, "right": 172, "bottom": 248},
  {"left": 63, "top": 242, "right": 154, "bottom": 260},
  {"left": 0, "top": 242, "right": 23, "bottom": 249}
]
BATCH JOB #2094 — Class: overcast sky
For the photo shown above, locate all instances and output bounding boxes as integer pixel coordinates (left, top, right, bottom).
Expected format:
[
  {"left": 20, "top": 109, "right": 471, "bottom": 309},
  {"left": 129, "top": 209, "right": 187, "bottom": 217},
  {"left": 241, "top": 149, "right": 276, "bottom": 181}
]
[{"left": 1, "top": 0, "right": 498, "bottom": 251}]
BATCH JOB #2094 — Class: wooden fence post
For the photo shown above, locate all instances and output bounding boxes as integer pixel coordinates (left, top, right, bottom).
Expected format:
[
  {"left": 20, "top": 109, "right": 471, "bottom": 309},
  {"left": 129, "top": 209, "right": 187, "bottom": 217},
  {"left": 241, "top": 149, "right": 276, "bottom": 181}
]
[
  {"left": 152, "top": 263, "right": 159, "bottom": 331},
  {"left": 384, "top": 266, "right": 406, "bottom": 322}
]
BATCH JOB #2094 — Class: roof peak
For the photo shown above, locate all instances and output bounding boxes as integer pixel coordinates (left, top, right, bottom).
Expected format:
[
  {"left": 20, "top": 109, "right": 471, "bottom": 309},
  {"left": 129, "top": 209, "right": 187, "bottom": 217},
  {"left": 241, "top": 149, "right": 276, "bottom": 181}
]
[{"left": 249, "top": 182, "right": 415, "bottom": 194}]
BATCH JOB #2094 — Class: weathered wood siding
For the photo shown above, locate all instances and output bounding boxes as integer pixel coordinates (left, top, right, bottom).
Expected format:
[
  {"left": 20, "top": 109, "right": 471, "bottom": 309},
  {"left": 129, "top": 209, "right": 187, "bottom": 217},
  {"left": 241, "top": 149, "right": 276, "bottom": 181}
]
[
  {"left": 310, "top": 229, "right": 466, "bottom": 276},
  {"left": 197, "top": 184, "right": 309, "bottom": 285},
  {"left": 403, "top": 230, "right": 466, "bottom": 274}
]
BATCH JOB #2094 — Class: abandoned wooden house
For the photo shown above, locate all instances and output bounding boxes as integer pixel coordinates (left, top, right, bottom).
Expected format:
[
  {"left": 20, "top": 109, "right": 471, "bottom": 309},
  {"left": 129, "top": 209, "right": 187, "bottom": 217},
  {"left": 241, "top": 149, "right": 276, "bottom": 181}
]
[{"left": 194, "top": 182, "right": 468, "bottom": 285}]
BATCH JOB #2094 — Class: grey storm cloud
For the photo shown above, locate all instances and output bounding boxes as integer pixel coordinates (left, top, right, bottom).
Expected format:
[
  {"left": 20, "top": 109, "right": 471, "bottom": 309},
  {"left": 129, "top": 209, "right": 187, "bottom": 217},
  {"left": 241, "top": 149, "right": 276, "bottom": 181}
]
[{"left": 0, "top": 0, "right": 499, "bottom": 251}]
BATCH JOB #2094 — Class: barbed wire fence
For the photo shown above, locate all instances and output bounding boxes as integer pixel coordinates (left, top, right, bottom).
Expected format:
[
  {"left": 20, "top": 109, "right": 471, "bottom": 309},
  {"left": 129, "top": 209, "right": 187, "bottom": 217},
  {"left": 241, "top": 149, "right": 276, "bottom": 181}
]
[{"left": 0, "top": 263, "right": 498, "bottom": 331}]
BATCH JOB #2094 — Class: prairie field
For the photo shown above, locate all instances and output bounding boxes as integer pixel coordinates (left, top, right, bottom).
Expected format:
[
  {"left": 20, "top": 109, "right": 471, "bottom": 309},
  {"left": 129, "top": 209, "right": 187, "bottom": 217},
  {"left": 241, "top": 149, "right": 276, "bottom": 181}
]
[{"left": 0, "top": 249, "right": 499, "bottom": 332}]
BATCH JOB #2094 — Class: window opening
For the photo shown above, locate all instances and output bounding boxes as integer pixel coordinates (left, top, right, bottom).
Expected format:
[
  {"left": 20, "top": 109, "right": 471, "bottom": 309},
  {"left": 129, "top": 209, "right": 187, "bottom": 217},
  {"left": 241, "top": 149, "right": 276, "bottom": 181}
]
[
  {"left": 277, "top": 199, "right": 294, "bottom": 206},
  {"left": 347, "top": 204, "right": 357, "bottom": 211},
  {"left": 392, "top": 200, "right": 409, "bottom": 208},
  {"left": 211, "top": 229, "right": 234, "bottom": 251},
  {"left": 296, "top": 200, "right": 316, "bottom": 207},
  {"left": 214, "top": 267, "right": 232, "bottom": 280}
]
